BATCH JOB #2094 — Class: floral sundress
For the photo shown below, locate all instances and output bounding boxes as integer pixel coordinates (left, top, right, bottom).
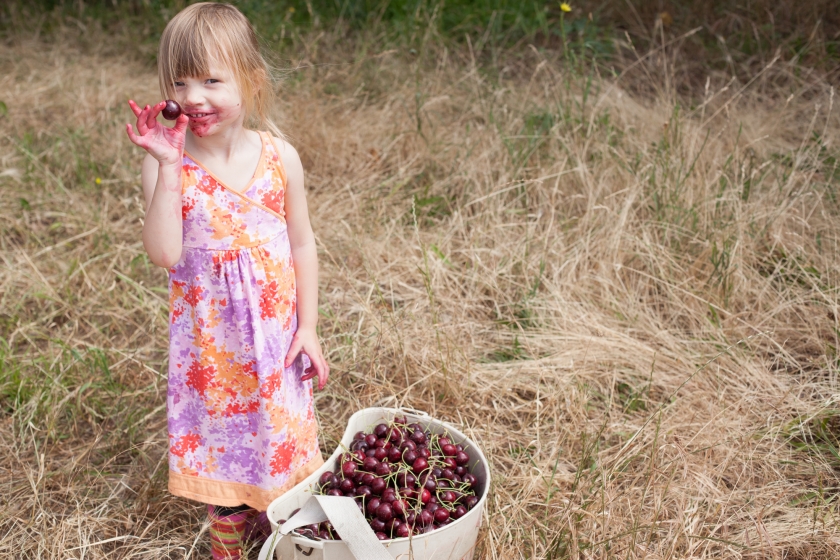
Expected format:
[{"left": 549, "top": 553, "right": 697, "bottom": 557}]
[{"left": 166, "top": 131, "right": 322, "bottom": 511}]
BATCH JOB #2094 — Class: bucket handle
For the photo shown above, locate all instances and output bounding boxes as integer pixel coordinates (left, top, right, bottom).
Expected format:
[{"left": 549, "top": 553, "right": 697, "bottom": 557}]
[{"left": 259, "top": 495, "right": 392, "bottom": 560}]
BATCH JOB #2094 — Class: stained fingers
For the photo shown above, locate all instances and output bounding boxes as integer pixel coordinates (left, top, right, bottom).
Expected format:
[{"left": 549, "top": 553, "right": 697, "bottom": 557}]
[
  {"left": 172, "top": 113, "right": 190, "bottom": 136},
  {"left": 145, "top": 101, "right": 165, "bottom": 130},
  {"left": 125, "top": 123, "right": 146, "bottom": 147}
]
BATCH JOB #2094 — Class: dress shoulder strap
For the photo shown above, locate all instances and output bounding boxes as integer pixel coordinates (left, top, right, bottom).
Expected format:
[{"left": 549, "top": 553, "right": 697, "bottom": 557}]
[{"left": 261, "top": 131, "right": 288, "bottom": 192}]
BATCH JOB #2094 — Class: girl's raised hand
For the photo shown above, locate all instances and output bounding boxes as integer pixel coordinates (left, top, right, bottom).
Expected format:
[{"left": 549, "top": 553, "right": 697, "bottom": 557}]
[{"left": 125, "top": 100, "right": 189, "bottom": 166}]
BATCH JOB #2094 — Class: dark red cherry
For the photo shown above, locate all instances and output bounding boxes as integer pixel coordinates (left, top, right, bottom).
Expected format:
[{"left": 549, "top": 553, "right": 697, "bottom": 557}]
[
  {"left": 376, "top": 503, "right": 394, "bottom": 522},
  {"left": 327, "top": 488, "right": 342, "bottom": 496},
  {"left": 420, "top": 488, "right": 431, "bottom": 503},
  {"left": 412, "top": 457, "right": 428, "bottom": 474},
  {"left": 396, "top": 472, "right": 410, "bottom": 487},
  {"left": 162, "top": 99, "right": 182, "bottom": 120},
  {"left": 441, "top": 444, "right": 457, "bottom": 457},
  {"left": 465, "top": 496, "right": 479, "bottom": 509},
  {"left": 319, "top": 471, "right": 334, "bottom": 486},
  {"left": 367, "top": 497, "right": 382, "bottom": 515},
  {"left": 434, "top": 508, "right": 450, "bottom": 523},
  {"left": 365, "top": 434, "right": 378, "bottom": 446},
  {"left": 396, "top": 523, "right": 410, "bottom": 538},
  {"left": 463, "top": 473, "right": 477, "bottom": 488},
  {"left": 392, "top": 499, "right": 408, "bottom": 516},
  {"left": 374, "top": 423, "right": 388, "bottom": 437},
  {"left": 375, "top": 531, "right": 388, "bottom": 540},
  {"left": 455, "top": 451, "right": 470, "bottom": 466},
  {"left": 453, "top": 505, "right": 467, "bottom": 519},
  {"left": 419, "top": 510, "right": 434, "bottom": 526},
  {"left": 341, "top": 461, "right": 356, "bottom": 477},
  {"left": 371, "top": 478, "right": 387, "bottom": 495}
]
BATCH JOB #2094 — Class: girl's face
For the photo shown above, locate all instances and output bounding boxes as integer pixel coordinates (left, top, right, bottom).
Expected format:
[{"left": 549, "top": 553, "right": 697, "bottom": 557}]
[{"left": 173, "top": 60, "right": 244, "bottom": 138}]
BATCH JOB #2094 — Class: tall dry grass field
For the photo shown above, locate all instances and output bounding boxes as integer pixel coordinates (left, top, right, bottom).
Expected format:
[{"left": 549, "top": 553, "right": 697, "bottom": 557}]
[{"left": 1, "top": 23, "right": 839, "bottom": 560}]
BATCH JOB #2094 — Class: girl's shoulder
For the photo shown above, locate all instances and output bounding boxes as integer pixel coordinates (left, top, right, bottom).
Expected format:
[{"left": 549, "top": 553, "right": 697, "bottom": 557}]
[{"left": 267, "top": 134, "right": 303, "bottom": 180}]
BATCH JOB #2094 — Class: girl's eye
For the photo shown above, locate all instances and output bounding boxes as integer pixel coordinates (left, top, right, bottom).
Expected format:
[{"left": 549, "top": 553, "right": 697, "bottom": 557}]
[
  {"left": 206, "top": 79, "right": 219, "bottom": 84},
  {"left": 174, "top": 81, "right": 185, "bottom": 87}
]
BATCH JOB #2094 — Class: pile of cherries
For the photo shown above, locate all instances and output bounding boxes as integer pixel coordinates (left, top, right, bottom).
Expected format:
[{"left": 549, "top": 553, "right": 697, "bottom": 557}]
[{"left": 284, "top": 416, "right": 480, "bottom": 541}]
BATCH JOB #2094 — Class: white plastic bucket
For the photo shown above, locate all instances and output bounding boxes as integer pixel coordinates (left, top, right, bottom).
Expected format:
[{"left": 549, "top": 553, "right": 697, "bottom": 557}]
[{"left": 264, "top": 407, "right": 490, "bottom": 560}]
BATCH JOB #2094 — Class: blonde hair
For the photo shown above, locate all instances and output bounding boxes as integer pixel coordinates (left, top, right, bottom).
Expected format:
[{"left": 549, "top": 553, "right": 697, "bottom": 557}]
[{"left": 158, "top": 2, "right": 282, "bottom": 137}]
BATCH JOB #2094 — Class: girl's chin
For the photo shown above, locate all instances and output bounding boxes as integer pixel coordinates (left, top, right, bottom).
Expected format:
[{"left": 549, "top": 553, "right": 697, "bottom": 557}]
[
  {"left": 189, "top": 121, "right": 221, "bottom": 138},
  {"left": 187, "top": 112, "right": 240, "bottom": 138}
]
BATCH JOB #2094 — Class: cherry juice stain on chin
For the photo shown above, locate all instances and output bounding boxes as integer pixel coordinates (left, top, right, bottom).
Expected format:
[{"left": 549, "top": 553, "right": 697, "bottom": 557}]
[
  {"left": 188, "top": 106, "right": 237, "bottom": 138},
  {"left": 189, "top": 114, "right": 218, "bottom": 138}
]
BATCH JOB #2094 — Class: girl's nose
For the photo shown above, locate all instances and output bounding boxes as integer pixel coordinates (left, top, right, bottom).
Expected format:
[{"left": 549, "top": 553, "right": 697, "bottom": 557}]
[{"left": 182, "top": 86, "right": 205, "bottom": 107}]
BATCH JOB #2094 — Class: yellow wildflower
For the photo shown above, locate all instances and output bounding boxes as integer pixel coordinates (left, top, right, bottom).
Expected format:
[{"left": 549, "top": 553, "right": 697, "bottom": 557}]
[
  {"left": 95, "top": 177, "right": 101, "bottom": 185},
  {"left": 560, "top": 3, "right": 572, "bottom": 12}
]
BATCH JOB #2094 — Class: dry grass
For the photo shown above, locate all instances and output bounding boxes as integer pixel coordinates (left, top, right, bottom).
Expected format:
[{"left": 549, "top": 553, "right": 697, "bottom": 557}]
[{"left": 1, "top": 24, "right": 839, "bottom": 560}]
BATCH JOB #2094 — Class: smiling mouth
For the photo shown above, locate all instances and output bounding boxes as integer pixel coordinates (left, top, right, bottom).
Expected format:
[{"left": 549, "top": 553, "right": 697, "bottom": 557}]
[{"left": 187, "top": 112, "right": 212, "bottom": 118}]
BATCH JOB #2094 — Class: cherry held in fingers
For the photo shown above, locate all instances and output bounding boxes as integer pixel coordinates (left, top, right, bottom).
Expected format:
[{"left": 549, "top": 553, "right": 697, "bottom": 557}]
[{"left": 162, "top": 100, "right": 182, "bottom": 121}]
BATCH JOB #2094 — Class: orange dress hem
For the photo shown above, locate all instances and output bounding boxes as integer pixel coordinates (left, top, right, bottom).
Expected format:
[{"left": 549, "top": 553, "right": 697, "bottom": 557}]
[{"left": 168, "top": 452, "right": 325, "bottom": 511}]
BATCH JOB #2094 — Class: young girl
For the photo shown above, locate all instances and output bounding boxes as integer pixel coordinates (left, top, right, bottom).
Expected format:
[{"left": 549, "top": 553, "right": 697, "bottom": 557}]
[{"left": 125, "top": 3, "right": 329, "bottom": 558}]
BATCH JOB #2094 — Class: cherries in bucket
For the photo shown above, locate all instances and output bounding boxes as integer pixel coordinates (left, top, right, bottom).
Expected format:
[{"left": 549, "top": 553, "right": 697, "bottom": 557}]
[{"left": 284, "top": 415, "right": 480, "bottom": 541}]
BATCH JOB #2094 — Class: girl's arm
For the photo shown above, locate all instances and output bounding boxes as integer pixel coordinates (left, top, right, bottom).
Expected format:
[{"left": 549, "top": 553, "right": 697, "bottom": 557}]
[
  {"left": 279, "top": 140, "right": 330, "bottom": 390},
  {"left": 141, "top": 154, "right": 184, "bottom": 267},
  {"left": 126, "top": 100, "right": 189, "bottom": 267}
]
